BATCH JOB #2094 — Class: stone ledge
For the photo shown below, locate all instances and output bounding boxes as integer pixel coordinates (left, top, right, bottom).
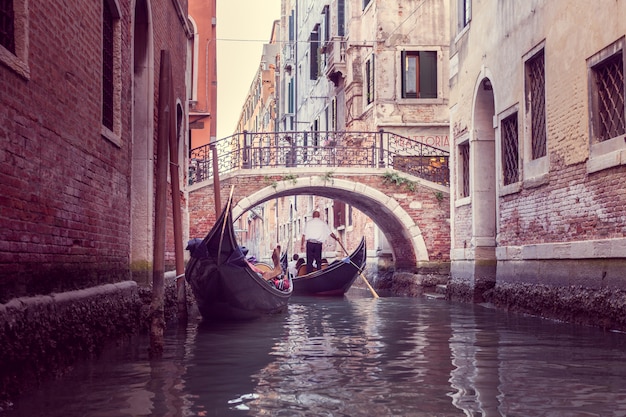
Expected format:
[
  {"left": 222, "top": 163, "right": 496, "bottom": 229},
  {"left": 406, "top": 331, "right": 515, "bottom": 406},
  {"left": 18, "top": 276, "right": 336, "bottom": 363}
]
[{"left": 0, "top": 276, "right": 190, "bottom": 408}]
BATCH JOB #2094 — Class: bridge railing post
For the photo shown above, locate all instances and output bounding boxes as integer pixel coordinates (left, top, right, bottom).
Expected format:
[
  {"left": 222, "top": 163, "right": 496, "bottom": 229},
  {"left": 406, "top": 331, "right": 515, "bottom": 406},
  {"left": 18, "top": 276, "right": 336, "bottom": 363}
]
[
  {"left": 285, "top": 135, "right": 296, "bottom": 167},
  {"left": 378, "top": 128, "right": 386, "bottom": 168},
  {"left": 303, "top": 131, "right": 308, "bottom": 164},
  {"left": 242, "top": 130, "right": 251, "bottom": 169}
]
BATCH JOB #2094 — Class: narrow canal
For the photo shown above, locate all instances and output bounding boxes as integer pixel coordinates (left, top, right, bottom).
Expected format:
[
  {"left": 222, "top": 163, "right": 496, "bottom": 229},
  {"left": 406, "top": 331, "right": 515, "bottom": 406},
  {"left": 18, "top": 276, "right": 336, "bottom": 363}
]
[{"left": 4, "top": 292, "right": 626, "bottom": 416}]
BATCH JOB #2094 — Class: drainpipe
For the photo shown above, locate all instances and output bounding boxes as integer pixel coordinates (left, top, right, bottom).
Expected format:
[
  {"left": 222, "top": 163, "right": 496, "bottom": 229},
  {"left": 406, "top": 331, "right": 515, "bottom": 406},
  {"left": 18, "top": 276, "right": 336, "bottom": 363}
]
[{"left": 209, "top": 0, "right": 221, "bottom": 213}]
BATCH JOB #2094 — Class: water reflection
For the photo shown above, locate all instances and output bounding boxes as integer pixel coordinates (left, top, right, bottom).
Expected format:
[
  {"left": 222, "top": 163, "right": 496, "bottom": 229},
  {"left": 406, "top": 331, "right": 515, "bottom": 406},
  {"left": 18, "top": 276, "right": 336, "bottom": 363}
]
[
  {"left": 3, "top": 294, "right": 626, "bottom": 416},
  {"left": 181, "top": 316, "right": 288, "bottom": 416}
]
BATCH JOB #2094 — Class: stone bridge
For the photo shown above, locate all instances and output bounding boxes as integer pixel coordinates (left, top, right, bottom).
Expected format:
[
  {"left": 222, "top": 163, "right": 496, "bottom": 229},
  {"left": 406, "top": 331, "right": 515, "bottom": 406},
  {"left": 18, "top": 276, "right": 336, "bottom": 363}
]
[
  {"left": 188, "top": 167, "right": 450, "bottom": 271},
  {"left": 187, "top": 130, "right": 450, "bottom": 271}
]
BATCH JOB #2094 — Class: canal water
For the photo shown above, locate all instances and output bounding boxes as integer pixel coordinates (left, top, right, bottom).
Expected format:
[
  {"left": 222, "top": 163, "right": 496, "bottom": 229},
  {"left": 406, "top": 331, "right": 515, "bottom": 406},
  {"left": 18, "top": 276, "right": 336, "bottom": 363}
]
[{"left": 3, "top": 291, "right": 626, "bottom": 417}]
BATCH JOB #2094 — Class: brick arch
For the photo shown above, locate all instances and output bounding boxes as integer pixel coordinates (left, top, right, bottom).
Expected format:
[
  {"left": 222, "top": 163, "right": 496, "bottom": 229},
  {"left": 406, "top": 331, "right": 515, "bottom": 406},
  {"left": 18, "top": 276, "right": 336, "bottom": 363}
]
[
  {"left": 189, "top": 168, "right": 450, "bottom": 270},
  {"left": 230, "top": 176, "right": 430, "bottom": 268}
]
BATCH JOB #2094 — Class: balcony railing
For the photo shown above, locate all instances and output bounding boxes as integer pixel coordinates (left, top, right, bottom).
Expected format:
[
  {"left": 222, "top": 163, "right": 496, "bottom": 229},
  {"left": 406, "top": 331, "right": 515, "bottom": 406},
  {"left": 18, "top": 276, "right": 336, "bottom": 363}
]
[{"left": 189, "top": 130, "right": 449, "bottom": 186}]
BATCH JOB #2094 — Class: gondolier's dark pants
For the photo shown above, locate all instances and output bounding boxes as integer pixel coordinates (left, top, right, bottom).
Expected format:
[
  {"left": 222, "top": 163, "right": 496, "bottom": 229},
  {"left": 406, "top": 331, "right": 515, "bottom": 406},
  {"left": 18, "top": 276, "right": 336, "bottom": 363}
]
[{"left": 306, "top": 240, "right": 323, "bottom": 274}]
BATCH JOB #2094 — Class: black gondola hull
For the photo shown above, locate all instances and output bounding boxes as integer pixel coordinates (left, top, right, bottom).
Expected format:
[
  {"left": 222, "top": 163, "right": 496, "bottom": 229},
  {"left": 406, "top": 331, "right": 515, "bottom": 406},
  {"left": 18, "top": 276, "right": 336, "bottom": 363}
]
[
  {"left": 292, "top": 237, "right": 366, "bottom": 296},
  {"left": 186, "top": 203, "right": 292, "bottom": 321}
]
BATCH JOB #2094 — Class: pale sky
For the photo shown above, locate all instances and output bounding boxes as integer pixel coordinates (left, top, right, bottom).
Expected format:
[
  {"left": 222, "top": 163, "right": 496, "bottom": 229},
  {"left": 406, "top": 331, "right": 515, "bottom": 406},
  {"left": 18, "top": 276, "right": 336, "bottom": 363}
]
[{"left": 216, "top": 0, "right": 281, "bottom": 139}]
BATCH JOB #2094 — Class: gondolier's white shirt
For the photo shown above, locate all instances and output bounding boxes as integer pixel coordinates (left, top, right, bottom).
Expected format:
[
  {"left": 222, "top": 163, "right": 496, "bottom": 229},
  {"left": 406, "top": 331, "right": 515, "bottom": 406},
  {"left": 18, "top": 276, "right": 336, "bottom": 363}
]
[{"left": 303, "top": 218, "right": 332, "bottom": 243}]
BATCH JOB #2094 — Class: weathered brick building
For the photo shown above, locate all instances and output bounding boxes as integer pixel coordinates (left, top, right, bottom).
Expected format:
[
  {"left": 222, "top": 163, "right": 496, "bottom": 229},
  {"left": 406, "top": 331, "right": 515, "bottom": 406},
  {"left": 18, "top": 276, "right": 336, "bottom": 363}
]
[
  {"left": 1, "top": 0, "right": 190, "bottom": 298},
  {"left": 0, "top": 0, "right": 190, "bottom": 402},
  {"left": 449, "top": 0, "right": 626, "bottom": 328}
]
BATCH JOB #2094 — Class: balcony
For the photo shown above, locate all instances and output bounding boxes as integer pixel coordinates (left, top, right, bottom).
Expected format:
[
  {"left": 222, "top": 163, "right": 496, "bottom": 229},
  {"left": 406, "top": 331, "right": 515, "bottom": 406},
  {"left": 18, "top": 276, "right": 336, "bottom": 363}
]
[{"left": 323, "top": 37, "right": 347, "bottom": 86}]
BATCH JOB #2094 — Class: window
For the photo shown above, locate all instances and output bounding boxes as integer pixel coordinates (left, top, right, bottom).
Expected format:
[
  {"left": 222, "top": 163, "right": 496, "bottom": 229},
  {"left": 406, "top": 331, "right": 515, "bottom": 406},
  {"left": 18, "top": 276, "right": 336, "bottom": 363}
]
[
  {"left": 459, "top": 141, "right": 470, "bottom": 198},
  {"left": 0, "top": 0, "right": 15, "bottom": 53},
  {"left": 338, "top": 0, "right": 345, "bottom": 36},
  {"left": 102, "top": 3, "right": 115, "bottom": 131},
  {"left": 309, "top": 26, "right": 319, "bottom": 80},
  {"left": 322, "top": 5, "right": 329, "bottom": 44},
  {"left": 331, "top": 97, "right": 337, "bottom": 131},
  {"left": 401, "top": 50, "right": 437, "bottom": 99},
  {"left": 101, "top": 0, "right": 121, "bottom": 145},
  {"left": 590, "top": 48, "right": 625, "bottom": 142},
  {"left": 587, "top": 38, "right": 626, "bottom": 173},
  {"left": 365, "top": 55, "right": 374, "bottom": 105},
  {"left": 348, "top": 205, "right": 353, "bottom": 227},
  {"left": 0, "top": 0, "right": 28, "bottom": 78},
  {"left": 363, "top": 0, "right": 371, "bottom": 10},
  {"left": 525, "top": 49, "right": 546, "bottom": 159},
  {"left": 460, "top": 0, "right": 471, "bottom": 28},
  {"left": 288, "top": 78, "right": 294, "bottom": 113},
  {"left": 333, "top": 200, "right": 346, "bottom": 228},
  {"left": 501, "top": 113, "right": 519, "bottom": 185}
]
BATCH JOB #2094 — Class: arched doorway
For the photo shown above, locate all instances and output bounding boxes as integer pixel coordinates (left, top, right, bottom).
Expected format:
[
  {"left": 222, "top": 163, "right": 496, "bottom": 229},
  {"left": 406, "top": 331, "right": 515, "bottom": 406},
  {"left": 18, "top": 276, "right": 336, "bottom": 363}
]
[
  {"left": 130, "top": 0, "right": 154, "bottom": 283},
  {"left": 470, "top": 77, "right": 497, "bottom": 298}
]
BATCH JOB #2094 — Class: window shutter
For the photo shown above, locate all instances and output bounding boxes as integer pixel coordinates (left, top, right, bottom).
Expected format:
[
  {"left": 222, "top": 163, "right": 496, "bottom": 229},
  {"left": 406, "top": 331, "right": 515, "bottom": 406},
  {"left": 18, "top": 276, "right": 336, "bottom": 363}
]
[
  {"left": 310, "top": 29, "right": 319, "bottom": 80},
  {"left": 338, "top": 0, "right": 345, "bottom": 36},
  {"left": 333, "top": 200, "right": 345, "bottom": 228},
  {"left": 401, "top": 50, "right": 407, "bottom": 98},
  {"left": 419, "top": 51, "right": 437, "bottom": 98},
  {"left": 288, "top": 79, "right": 294, "bottom": 113}
]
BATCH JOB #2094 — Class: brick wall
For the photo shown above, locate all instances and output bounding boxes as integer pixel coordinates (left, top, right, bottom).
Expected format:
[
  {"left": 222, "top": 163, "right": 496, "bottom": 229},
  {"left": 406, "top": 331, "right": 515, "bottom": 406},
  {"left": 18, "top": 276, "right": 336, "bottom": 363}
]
[
  {"left": 499, "top": 157, "right": 626, "bottom": 246},
  {"left": 0, "top": 0, "right": 189, "bottom": 302}
]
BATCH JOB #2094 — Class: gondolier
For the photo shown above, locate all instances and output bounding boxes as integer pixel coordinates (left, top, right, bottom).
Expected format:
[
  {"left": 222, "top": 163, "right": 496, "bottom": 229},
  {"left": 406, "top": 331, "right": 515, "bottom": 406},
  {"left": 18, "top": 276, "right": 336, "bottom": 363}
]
[{"left": 301, "top": 210, "right": 338, "bottom": 274}]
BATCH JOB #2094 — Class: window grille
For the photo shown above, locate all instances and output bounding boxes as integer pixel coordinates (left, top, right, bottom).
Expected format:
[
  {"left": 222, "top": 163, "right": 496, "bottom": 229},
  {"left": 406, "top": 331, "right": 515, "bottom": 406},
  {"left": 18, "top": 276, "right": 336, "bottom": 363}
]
[
  {"left": 527, "top": 50, "right": 546, "bottom": 159},
  {"left": 459, "top": 142, "right": 470, "bottom": 197},
  {"left": 0, "top": 0, "right": 15, "bottom": 53},
  {"left": 501, "top": 113, "right": 519, "bottom": 185},
  {"left": 594, "top": 52, "right": 625, "bottom": 141},
  {"left": 102, "top": 2, "right": 114, "bottom": 131}
]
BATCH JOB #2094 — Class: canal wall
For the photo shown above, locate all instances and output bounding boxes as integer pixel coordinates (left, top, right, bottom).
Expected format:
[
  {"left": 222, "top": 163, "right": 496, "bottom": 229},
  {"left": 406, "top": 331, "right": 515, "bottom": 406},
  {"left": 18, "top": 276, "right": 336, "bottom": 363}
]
[
  {"left": 370, "top": 258, "right": 626, "bottom": 332},
  {"left": 447, "top": 258, "right": 626, "bottom": 332},
  {"left": 0, "top": 275, "right": 186, "bottom": 408}
]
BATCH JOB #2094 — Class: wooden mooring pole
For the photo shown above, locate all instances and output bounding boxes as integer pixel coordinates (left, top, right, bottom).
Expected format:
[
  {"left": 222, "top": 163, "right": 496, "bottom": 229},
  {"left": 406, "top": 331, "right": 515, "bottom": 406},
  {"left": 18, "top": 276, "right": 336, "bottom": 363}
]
[
  {"left": 168, "top": 59, "right": 188, "bottom": 324},
  {"left": 150, "top": 50, "right": 171, "bottom": 358}
]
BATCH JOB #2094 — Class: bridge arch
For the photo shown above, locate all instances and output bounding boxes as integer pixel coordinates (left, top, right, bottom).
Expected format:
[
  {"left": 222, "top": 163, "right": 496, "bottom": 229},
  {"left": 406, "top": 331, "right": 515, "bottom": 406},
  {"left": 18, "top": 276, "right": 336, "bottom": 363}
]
[{"left": 229, "top": 174, "right": 430, "bottom": 269}]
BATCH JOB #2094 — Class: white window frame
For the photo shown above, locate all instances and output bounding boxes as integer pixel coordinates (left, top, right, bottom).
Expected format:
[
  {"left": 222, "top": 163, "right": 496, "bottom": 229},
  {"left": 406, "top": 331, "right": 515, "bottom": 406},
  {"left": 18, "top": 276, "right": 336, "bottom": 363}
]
[{"left": 587, "top": 37, "right": 626, "bottom": 173}]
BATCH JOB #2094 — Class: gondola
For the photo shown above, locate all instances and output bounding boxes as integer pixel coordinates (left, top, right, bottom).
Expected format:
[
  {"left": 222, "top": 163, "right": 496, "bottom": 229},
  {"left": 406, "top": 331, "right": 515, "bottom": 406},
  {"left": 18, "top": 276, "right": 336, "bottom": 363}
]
[
  {"left": 292, "top": 237, "right": 367, "bottom": 296},
  {"left": 185, "top": 201, "right": 292, "bottom": 321}
]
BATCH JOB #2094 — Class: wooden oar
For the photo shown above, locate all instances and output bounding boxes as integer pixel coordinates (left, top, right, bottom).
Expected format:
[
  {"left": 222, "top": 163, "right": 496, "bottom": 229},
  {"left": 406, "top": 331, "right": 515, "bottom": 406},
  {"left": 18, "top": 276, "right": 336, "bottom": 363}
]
[{"left": 335, "top": 238, "right": 379, "bottom": 299}]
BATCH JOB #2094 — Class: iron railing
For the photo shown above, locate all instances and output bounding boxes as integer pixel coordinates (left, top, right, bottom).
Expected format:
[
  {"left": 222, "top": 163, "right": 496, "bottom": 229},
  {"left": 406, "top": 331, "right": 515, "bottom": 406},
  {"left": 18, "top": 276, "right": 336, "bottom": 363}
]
[{"left": 189, "top": 130, "right": 449, "bottom": 186}]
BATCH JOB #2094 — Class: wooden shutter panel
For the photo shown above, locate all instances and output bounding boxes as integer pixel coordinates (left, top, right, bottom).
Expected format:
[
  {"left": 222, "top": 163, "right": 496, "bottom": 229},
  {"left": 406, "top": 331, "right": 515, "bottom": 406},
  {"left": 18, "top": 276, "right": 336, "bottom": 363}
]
[{"left": 419, "top": 51, "right": 437, "bottom": 98}]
